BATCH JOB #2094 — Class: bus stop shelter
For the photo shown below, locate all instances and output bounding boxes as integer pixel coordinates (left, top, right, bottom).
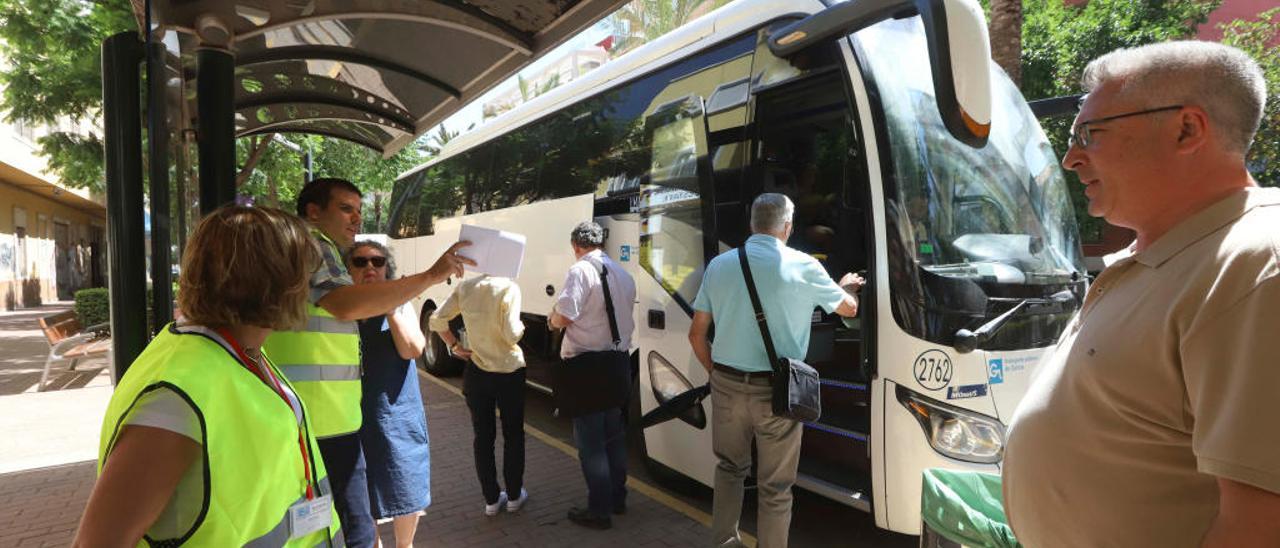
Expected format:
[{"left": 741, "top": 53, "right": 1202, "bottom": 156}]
[{"left": 104, "top": 0, "right": 629, "bottom": 377}]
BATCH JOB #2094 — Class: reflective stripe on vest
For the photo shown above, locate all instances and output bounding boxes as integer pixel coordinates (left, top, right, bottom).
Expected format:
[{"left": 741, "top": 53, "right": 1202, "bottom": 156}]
[
  {"left": 263, "top": 229, "right": 363, "bottom": 438},
  {"left": 278, "top": 364, "right": 362, "bottom": 382},
  {"left": 265, "top": 304, "right": 362, "bottom": 437},
  {"left": 99, "top": 325, "right": 340, "bottom": 547}
]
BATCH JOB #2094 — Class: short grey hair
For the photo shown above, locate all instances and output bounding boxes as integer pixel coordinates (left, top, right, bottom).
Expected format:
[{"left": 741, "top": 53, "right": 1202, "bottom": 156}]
[
  {"left": 570, "top": 221, "right": 604, "bottom": 248},
  {"left": 1081, "top": 41, "right": 1266, "bottom": 155},
  {"left": 750, "top": 193, "right": 795, "bottom": 233},
  {"left": 346, "top": 240, "right": 397, "bottom": 279}
]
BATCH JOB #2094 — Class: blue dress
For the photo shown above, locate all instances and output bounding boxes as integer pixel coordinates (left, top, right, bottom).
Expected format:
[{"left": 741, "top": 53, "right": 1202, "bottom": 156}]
[{"left": 359, "top": 314, "right": 432, "bottom": 518}]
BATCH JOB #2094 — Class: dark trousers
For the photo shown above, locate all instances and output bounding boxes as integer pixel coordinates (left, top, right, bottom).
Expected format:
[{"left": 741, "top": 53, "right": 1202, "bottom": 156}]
[
  {"left": 464, "top": 363, "right": 527, "bottom": 505},
  {"left": 573, "top": 407, "right": 627, "bottom": 517},
  {"left": 317, "top": 432, "right": 376, "bottom": 548}
]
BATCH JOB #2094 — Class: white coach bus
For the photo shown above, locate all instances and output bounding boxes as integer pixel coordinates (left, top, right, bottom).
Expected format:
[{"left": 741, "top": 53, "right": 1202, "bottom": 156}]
[{"left": 385, "top": 0, "right": 1085, "bottom": 535}]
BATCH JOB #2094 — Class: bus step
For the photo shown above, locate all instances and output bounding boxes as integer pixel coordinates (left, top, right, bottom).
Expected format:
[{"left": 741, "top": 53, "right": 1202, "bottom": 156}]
[
  {"left": 796, "top": 472, "right": 872, "bottom": 513},
  {"left": 816, "top": 380, "right": 870, "bottom": 433},
  {"left": 800, "top": 423, "right": 871, "bottom": 494}
]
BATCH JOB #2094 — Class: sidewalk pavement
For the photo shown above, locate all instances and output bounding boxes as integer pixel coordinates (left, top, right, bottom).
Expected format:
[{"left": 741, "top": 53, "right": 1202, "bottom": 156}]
[
  {"left": 0, "top": 306, "right": 716, "bottom": 547},
  {"left": 0, "top": 303, "right": 112, "bottom": 396},
  {"left": 0, "top": 302, "right": 113, "bottom": 473}
]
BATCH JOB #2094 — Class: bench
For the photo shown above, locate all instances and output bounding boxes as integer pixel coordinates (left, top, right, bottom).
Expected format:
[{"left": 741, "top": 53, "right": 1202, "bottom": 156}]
[{"left": 37, "top": 310, "right": 111, "bottom": 391}]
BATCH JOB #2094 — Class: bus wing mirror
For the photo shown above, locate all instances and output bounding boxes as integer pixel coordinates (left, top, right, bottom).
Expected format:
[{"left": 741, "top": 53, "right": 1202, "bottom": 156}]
[{"left": 768, "top": 0, "right": 992, "bottom": 148}]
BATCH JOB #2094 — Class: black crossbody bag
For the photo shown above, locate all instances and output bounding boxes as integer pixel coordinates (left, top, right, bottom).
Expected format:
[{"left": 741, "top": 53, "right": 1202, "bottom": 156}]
[
  {"left": 552, "top": 264, "right": 631, "bottom": 418},
  {"left": 738, "top": 247, "right": 822, "bottom": 423}
]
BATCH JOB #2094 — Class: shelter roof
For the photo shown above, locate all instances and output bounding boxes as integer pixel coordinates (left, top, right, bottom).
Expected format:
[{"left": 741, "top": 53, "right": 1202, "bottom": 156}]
[{"left": 137, "top": 0, "right": 629, "bottom": 156}]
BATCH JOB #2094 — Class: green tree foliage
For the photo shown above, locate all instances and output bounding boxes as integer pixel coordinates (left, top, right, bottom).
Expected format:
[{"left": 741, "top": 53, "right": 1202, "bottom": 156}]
[
  {"left": 0, "top": 0, "right": 134, "bottom": 192},
  {"left": 0, "top": 0, "right": 423, "bottom": 224},
  {"left": 233, "top": 135, "right": 425, "bottom": 233},
  {"left": 1221, "top": 8, "right": 1280, "bottom": 187},
  {"left": 1020, "top": 0, "right": 1219, "bottom": 241}
]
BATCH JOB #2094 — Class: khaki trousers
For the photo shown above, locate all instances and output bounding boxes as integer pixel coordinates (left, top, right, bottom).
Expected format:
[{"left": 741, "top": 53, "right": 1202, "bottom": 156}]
[{"left": 710, "top": 368, "right": 802, "bottom": 548}]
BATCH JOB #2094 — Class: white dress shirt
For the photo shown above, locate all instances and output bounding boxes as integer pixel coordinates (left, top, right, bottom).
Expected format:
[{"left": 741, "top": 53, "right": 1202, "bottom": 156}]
[{"left": 555, "top": 249, "right": 636, "bottom": 359}]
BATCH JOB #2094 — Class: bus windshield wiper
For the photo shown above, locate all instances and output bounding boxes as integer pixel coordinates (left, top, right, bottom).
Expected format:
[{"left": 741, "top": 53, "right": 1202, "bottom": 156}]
[{"left": 953, "top": 290, "right": 1074, "bottom": 354}]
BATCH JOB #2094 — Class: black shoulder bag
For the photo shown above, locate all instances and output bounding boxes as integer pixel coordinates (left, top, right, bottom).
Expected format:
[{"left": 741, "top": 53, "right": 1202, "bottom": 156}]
[
  {"left": 552, "top": 264, "right": 632, "bottom": 418},
  {"left": 738, "top": 247, "right": 822, "bottom": 422}
]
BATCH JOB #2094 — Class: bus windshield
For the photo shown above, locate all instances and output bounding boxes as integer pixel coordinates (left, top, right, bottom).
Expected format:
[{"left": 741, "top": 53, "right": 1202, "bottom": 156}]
[{"left": 857, "top": 18, "right": 1086, "bottom": 349}]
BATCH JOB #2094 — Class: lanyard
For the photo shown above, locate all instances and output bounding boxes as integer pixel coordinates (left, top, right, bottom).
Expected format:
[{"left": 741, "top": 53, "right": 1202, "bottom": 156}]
[{"left": 217, "top": 328, "right": 317, "bottom": 500}]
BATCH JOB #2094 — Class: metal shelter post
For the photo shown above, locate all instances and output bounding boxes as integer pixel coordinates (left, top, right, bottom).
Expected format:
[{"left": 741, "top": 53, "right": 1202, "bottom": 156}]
[
  {"left": 196, "top": 47, "right": 236, "bottom": 215},
  {"left": 102, "top": 31, "right": 148, "bottom": 381},
  {"left": 147, "top": 40, "right": 173, "bottom": 333}
]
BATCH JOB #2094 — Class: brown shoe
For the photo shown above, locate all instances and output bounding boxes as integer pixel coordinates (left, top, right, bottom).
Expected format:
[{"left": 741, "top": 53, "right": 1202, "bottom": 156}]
[{"left": 567, "top": 507, "right": 612, "bottom": 530}]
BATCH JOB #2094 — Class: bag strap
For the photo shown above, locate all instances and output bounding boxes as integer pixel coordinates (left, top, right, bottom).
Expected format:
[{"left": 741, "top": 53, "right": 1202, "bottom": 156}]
[
  {"left": 738, "top": 247, "right": 782, "bottom": 375},
  {"left": 600, "top": 263, "right": 622, "bottom": 350}
]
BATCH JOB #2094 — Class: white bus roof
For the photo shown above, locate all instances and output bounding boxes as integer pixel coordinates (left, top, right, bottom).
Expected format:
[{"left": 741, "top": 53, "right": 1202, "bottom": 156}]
[{"left": 397, "top": 0, "right": 819, "bottom": 181}]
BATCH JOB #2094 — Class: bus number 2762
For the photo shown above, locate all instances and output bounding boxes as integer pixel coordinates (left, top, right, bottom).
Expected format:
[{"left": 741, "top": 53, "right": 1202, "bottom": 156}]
[{"left": 913, "top": 350, "right": 953, "bottom": 391}]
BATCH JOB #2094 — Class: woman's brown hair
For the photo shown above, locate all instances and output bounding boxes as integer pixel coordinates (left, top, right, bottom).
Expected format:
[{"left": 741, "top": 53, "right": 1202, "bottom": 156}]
[{"left": 178, "top": 206, "right": 320, "bottom": 330}]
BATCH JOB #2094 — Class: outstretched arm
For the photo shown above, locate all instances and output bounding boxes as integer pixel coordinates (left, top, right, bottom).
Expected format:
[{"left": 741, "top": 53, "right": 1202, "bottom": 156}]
[
  {"left": 319, "top": 241, "right": 474, "bottom": 321},
  {"left": 833, "top": 272, "right": 864, "bottom": 318}
]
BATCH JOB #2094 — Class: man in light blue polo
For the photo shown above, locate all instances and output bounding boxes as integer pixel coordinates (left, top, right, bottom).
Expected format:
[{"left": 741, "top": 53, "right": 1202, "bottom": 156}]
[{"left": 688, "top": 193, "right": 863, "bottom": 548}]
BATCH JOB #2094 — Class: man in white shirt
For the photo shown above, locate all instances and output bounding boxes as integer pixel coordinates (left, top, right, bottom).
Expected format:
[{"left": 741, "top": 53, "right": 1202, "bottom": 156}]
[{"left": 550, "top": 221, "right": 636, "bottom": 530}]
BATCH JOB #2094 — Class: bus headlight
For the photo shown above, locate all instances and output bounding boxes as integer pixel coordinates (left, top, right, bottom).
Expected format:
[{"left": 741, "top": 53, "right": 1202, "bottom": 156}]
[
  {"left": 896, "top": 385, "right": 1004, "bottom": 464},
  {"left": 648, "top": 351, "right": 707, "bottom": 429}
]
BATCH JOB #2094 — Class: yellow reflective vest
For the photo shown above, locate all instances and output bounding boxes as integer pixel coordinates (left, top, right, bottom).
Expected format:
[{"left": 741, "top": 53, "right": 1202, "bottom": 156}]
[
  {"left": 263, "top": 230, "right": 363, "bottom": 438},
  {"left": 99, "top": 324, "right": 342, "bottom": 547}
]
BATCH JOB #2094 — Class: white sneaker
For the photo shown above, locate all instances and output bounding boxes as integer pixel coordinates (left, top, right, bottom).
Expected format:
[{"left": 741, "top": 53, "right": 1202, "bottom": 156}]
[
  {"left": 484, "top": 491, "right": 508, "bottom": 517},
  {"left": 506, "top": 488, "right": 529, "bottom": 512}
]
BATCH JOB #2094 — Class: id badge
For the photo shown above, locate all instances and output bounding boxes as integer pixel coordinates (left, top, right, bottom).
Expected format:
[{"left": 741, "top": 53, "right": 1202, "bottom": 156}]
[{"left": 288, "top": 494, "right": 332, "bottom": 538}]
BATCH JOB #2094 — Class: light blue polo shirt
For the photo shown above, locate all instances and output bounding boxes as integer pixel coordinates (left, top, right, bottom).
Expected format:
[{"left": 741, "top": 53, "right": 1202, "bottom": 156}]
[{"left": 691, "top": 234, "right": 847, "bottom": 372}]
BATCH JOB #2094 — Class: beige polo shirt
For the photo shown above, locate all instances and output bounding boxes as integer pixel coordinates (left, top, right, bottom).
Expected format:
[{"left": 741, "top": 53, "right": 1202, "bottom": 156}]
[{"left": 1003, "top": 187, "right": 1280, "bottom": 547}]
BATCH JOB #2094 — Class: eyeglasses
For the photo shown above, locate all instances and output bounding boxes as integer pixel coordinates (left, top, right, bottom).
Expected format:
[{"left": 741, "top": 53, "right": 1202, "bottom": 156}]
[
  {"left": 350, "top": 256, "right": 387, "bottom": 268},
  {"left": 1068, "top": 104, "right": 1183, "bottom": 148}
]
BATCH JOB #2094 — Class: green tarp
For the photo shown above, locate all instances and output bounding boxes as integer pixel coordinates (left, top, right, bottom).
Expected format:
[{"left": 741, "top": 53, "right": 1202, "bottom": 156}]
[{"left": 920, "top": 468, "right": 1022, "bottom": 548}]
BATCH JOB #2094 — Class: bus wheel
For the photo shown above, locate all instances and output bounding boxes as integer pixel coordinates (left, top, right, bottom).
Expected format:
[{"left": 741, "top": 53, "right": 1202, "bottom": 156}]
[{"left": 419, "top": 304, "right": 464, "bottom": 377}]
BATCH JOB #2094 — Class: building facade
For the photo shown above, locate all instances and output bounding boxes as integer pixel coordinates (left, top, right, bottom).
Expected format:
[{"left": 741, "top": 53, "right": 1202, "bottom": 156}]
[{"left": 0, "top": 119, "right": 106, "bottom": 310}]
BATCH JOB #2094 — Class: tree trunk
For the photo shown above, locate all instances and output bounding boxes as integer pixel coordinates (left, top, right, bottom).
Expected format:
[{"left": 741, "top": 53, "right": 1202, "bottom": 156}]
[
  {"left": 265, "top": 172, "right": 279, "bottom": 208},
  {"left": 989, "top": 0, "right": 1024, "bottom": 87},
  {"left": 235, "top": 134, "right": 273, "bottom": 188},
  {"left": 372, "top": 192, "right": 382, "bottom": 232}
]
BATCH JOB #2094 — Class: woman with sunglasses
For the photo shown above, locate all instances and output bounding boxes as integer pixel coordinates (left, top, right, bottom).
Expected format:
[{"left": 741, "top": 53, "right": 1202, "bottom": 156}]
[
  {"left": 346, "top": 241, "right": 431, "bottom": 548},
  {"left": 75, "top": 206, "right": 341, "bottom": 546}
]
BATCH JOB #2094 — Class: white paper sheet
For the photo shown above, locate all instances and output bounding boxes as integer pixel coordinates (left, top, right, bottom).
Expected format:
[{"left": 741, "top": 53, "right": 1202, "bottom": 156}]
[{"left": 457, "top": 224, "right": 527, "bottom": 279}]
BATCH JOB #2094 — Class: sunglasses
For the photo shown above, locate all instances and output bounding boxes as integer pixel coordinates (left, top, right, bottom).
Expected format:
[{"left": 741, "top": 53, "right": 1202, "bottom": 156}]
[{"left": 350, "top": 256, "right": 387, "bottom": 268}]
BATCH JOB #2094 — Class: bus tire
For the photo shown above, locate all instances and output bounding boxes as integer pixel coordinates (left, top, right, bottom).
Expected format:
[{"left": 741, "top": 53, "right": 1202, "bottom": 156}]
[{"left": 419, "top": 304, "right": 464, "bottom": 377}]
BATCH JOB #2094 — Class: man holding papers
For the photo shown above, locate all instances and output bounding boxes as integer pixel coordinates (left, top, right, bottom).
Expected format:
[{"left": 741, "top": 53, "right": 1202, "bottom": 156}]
[{"left": 263, "top": 178, "right": 474, "bottom": 547}]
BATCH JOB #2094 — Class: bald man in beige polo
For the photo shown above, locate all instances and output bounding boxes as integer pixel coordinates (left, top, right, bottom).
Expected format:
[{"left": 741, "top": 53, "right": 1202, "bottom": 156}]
[{"left": 1002, "top": 41, "right": 1280, "bottom": 547}]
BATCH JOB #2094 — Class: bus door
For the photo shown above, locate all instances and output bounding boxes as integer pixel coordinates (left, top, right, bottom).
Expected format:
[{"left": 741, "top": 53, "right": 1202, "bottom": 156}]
[
  {"left": 635, "top": 95, "right": 720, "bottom": 485},
  {"left": 743, "top": 67, "right": 875, "bottom": 509}
]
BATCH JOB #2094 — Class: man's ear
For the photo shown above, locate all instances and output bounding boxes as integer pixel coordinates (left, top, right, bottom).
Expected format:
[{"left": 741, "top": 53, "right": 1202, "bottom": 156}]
[
  {"left": 1174, "top": 106, "right": 1211, "bottom": 155},
  {"left": 304, "top": 201, "right": 321, "bottom": 221}
]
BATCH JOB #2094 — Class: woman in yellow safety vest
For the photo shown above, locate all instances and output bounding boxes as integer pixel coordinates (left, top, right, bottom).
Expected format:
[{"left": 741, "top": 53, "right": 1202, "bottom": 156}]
[{"left": 74, "top": 206, "right": 343, "bottom": 547}]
